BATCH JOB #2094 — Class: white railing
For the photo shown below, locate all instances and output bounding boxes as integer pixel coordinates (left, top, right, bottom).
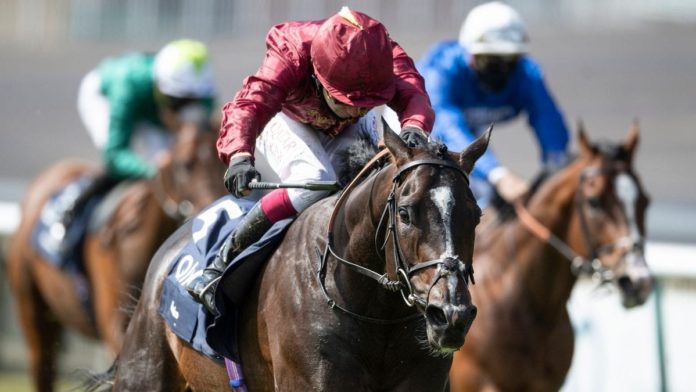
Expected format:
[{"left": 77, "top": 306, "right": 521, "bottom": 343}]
[
  {"left": 0, "top": 202, "right": 20, "bottom": 236},
  {"left": 564, "top": 242, "right": 696, "bottom": 392}
]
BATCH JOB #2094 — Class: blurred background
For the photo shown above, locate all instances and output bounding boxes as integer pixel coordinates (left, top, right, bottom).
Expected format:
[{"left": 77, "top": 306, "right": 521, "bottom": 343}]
[{"left": 0, "top": 0, "right": 694, "bottom": 390}]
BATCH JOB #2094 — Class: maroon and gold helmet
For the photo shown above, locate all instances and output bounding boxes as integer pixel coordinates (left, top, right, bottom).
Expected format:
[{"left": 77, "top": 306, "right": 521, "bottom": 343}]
[{"left": 311, "top": 7, "right": 395, "bottom": 107}]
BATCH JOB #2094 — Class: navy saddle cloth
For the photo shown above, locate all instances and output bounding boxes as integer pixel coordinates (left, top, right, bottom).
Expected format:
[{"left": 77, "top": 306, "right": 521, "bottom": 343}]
[
  {"left": 31, "top": 177, "right": 104, "bottom": 307},
  {"left": 31, "top": 176, "right": 101, "bottom": 270},
  {"left": 159, "top": 196, "right": 293, "bottom": 361}
]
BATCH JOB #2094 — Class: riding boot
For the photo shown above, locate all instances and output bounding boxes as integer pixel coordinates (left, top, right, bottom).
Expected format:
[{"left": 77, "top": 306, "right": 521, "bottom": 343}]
[
  {"left": 187, "top": 202, "right": 273, "bottom": 314},
  {"left": 56, "top": 174, "right": 119, "bottom": 251}
]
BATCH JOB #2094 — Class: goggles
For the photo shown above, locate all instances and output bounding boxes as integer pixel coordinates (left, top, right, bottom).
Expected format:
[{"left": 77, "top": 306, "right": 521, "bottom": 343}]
[{"left": 473, "top": 54, "right": 521, "bottom": 70}]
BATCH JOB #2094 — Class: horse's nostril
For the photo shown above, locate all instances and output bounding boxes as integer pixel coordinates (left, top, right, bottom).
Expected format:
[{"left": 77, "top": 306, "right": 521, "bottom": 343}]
[
  {"left": 466, "top": 305, "right": 477, "bottom": 321},
  {"left": 617, "top": 276, "right": 633, "bottom": 292},
  {"left": 426, "top": 305, "right": 448, "bottom": 326}
]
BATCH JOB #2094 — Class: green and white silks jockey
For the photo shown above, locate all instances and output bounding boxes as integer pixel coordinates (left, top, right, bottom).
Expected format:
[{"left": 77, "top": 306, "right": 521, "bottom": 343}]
[
  {"left": 78, "top": 38, "right": 216, "bottom": 180},
  {"left": 57, "top": 39, "right": 217, "bottom": 242}
]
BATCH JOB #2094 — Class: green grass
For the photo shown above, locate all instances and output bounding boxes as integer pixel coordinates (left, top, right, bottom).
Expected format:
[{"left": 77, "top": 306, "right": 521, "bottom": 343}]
[{"left": 0, "top": 372, "right": 82, "bottom": 391}]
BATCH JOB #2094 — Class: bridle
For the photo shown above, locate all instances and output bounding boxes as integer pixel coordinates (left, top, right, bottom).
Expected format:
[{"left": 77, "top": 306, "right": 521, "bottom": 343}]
[
  {"left": 318, "top": 149, "right": 475, "bottom": 324},
  {"left": 514, "top": 165, "right": 645, "bottom": 284},
  {"left": 151, "top": 170, "right": 195, "bottom": 220},
  {"left": 150, "top": 125, "right": 212, "bottom": 221}
]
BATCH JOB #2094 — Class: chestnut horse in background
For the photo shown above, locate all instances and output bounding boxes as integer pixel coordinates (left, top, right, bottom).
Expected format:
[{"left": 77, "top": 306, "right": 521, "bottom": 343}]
[
  {"left": 6, "top": 118, "right": 226, "bottom": 392},
  {"left": 100, "top": 128, "right": 490, "bottom": 391},
  {"left": 448, "top": 124, "right": 655, "bottom": 392}
]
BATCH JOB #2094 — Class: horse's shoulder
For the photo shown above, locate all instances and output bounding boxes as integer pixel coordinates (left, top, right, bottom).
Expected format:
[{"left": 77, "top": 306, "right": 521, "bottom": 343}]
[
  {"left": 142, "top": 219, "right": 194, "bottom": 300},
  {"left": 292, "top": 195, "right": 336, "bottom": 228},
  {"left": 273, "top": 195, "right": 335, "bottom": 256}
]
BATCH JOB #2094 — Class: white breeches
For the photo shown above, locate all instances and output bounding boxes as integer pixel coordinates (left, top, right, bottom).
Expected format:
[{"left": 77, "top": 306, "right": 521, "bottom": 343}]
[{"left": 253, "top": 107, "right": 400, "bottom": 213}]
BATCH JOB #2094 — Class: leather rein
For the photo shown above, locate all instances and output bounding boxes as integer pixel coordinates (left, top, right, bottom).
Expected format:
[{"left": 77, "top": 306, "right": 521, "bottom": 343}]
[{"left": 318, "top": 149, "right": 474, "bottom": 324}]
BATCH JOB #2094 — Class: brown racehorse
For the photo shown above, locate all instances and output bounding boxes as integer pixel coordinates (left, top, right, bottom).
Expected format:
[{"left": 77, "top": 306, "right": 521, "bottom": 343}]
[
  {"left": 448, "top": 123, "right": 655, "bottom": 392},
  {"left": 6, "top": 118, "right": 226, "bottom": 392},
  {"left": 98, "top": 128, "right": 491, "bottom": 391}
]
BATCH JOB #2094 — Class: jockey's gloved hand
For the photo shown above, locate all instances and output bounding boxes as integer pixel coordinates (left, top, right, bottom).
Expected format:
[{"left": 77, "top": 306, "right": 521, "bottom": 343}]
[
  {"left": 400, "top": 127, "right": 428, "bottom": 148},
  {"left": 489, "top": 167, "right": 529, "bottom": 203},
  {"left": 224, "top": 155, "right": 260, "bottom": 198}
]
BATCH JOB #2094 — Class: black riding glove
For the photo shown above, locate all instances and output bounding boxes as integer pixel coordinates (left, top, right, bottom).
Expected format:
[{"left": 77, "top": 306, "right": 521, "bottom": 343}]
[
  {"left": 224, "top": 155, "right": 260, "bottom": 198},
  {"left": 400, "top": 127, "right": 428, "bottom": 148}
]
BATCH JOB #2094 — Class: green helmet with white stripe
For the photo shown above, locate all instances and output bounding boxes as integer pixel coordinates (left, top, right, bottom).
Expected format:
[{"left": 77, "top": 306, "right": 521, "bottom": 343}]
[{"left": 154, "top": 39, "right": 215, "bottom": 99}]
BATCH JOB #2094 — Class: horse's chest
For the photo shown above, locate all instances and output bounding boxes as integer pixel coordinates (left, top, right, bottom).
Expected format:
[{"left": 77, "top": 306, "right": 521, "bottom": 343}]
[
  {"left": 470, "top": 308, "right": 574, "bottom": 390},
  {"left": 312, "top": 325, "right": 446, "bottom": 384}
]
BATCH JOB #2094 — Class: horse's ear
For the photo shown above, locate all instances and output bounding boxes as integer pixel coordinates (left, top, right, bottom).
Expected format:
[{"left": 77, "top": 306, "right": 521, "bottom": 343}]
[
  {"left": 459, "top": 125, "right": 492, "bottom": 174},
  {"left": 623, "top": 119, "right": 640, "bottom": 164},
  {"left": 383, "top": 121, "right": 411, "bottom": 165},
  {"left": 577, "top": 120, "right": 593, "bottom": 156}
]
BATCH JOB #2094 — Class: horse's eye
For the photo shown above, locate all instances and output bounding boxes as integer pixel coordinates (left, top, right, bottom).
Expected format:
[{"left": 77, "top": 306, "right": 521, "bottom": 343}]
[
  {"left": 587, "top": 196, "right": 602, "bottom": 209},
  {"left": 398, "top": 206, "right": 411, "bottom": 225}
]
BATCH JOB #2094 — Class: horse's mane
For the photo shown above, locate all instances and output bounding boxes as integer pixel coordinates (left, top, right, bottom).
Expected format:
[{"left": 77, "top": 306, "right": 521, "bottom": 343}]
[
  {"left": 336, "top": 137, "right": 451, "bottom": 187},
  {"left": 336, "top": 137, "right": 379, "bottom": 187},
  {"left": 594, "top": 140, "right": 630, "bottom": 161},
  {"left": 490, "top": 154, "right": 578, "bottom": 224}
]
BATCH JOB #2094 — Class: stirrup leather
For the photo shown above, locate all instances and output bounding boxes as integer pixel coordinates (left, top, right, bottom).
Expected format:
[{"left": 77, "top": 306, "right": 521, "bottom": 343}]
[{"left": 195, "top": 275, "right": 222, "bottom": 299}]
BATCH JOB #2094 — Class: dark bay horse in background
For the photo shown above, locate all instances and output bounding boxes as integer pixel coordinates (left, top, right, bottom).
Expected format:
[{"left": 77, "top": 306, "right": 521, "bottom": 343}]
[
  {"left": 448, "top": 123, "right": 655, "bottom": 392},
  {"left": 6, "top": 118, "right": 226, "bottom": 392},
  {"left": 105, "top": 128, "right": 491, "bottom": 391}
]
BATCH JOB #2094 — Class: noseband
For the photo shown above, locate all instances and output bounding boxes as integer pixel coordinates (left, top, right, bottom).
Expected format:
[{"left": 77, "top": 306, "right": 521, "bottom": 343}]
[{"left": 318, "top": 150, "right": 474, "bottom": 324}]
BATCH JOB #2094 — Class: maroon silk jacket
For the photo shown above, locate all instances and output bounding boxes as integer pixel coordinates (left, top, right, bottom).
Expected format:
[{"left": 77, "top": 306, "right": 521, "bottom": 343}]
[{"left": 217, "top": 20, "right": 435, "bottom": 165}]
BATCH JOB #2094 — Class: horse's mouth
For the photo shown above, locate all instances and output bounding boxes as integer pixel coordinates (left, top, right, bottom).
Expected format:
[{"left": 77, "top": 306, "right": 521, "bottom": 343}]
[
  {"left": 620, "top": 290, "right": 649, "bottom": 309},
  {"left": 618, "top": 275, "right": 654, "bottom": 309},
  {"left": 425, "top": 304, "right": 476, "bottom": 352}
]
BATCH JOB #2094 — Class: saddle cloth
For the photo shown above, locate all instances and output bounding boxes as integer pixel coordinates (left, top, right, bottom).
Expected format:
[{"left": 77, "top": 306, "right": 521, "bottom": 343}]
[
  {"left": 159, "top": 196, "right": 293, "bottom": 362},
  {"left": 31, "top": 176, "right": 135, "bottom": 265},
  {"left": 30, "top": 176, "right": 135, "bottom": 319},
  {"left": 31, "top": 177, "right": 102, "bottom": 313},
  {"left": 32, "top": 177, "right": 97, "bottom": 270}
]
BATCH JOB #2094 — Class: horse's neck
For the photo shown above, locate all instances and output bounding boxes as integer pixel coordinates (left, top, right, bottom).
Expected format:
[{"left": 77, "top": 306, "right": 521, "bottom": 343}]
[
  {"left": 492, "top": 163, "right": 585, "bottom": 321},
  {"left": 332, "top": 167, "right": 400, "bottom": 311},
  {"left": 340, "top": 167, "right": 393, "bottom": 260}
]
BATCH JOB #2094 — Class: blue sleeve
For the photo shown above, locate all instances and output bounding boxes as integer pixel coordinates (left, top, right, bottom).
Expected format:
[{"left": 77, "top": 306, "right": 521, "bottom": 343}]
[
  {"left": 523, "top": 64, "right": 570, "bottom": 167},
  {"left": 421, "top": 62, "right": 500, "bottom": 179}
]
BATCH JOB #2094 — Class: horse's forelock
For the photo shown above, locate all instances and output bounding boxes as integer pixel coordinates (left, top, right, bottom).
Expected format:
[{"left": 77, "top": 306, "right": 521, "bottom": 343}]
[
  {"left": 424, "top": 139, "right": 450, "bottom": 160},
  {"left": 594, "top": 140, "right": 630, "bottom": 162}
]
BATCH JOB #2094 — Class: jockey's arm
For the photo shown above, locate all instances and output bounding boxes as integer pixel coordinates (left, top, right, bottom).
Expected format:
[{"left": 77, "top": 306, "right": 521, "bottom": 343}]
[
  {"left": 104, "top": 97, "right": 157, "bottom": 180},
  {"left": 420, "top": 60, "right": 503, "bottom": 180},
  {"left": 217, "top": 28, "right": 303, "bottom": 166},
  {"left": 387, "top": 40, "right": 435, "bottom": 134},
  {"left": 523, "top": 63, "right": 570, "bottom": 171}
]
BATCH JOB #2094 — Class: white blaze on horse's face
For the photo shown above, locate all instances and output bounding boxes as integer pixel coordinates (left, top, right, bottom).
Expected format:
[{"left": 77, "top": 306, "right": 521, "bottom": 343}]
[
  {"left": 430, "top": 186, "right": 465, "bottom": 298},
  {"left": 615, "top": 173, "right": 641, "bottom": 242},
  {"left": 430, "top": 186, "right": 456, "bottom": 259}
]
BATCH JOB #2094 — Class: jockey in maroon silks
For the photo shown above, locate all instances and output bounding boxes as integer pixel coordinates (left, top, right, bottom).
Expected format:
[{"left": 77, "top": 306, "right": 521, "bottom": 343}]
[{"left": 188, "top": 7, "right": 435, "bottom": 313}]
